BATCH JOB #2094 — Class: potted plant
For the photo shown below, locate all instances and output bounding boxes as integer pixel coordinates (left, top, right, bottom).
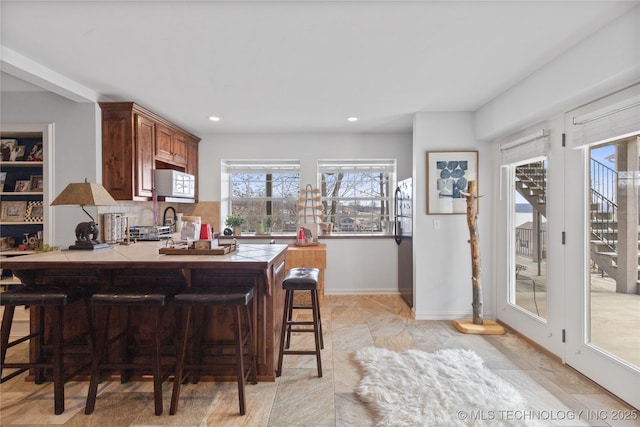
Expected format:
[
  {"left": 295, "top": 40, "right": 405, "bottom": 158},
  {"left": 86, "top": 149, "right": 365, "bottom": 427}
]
[
  {"left": 225, "top": 213, "right": 246, "bottom": 236},
  {"left": 264, "top": 216, "right": 273, "bottom": 234}
]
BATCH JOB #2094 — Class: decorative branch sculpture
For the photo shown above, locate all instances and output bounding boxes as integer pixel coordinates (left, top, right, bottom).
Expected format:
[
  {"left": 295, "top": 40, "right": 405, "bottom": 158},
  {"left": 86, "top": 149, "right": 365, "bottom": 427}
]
[
  {"left": 453, "top": 179, "right": 504, "bottom": 335},
  {"left": 462, "top": 180, "right": 483, "bottom": 325}
]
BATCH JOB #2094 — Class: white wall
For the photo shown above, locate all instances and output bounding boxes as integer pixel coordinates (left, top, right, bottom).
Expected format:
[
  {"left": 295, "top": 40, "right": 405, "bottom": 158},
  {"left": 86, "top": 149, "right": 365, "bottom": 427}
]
[
  {"left": 1, "top": 91, "right": 101, "bottom": 248},
  {"left": 475, "top": 4, "right": 640, "bottom": 141},
  {"left": 413, "top": 112, "right": 494, "bottom": 320},
  {"left": 250, "top": 236, "right": 399, "bottom": 295},
  {"left": 198, "top": 132, "right": 411, "bottom": 294},
  {"left": 198, "top": 132, "right": 412, "bottom": 201}
]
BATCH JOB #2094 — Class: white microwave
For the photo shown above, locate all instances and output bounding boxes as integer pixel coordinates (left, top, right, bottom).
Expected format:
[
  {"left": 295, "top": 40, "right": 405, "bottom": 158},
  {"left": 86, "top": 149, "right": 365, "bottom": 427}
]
[{"left": 155, "top": 170, "right": 195, "bottom": 199}]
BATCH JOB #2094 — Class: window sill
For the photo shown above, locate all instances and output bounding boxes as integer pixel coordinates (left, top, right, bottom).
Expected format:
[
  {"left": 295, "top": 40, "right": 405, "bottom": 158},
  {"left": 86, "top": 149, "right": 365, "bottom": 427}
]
[{"left": 232, "top": 233, "right": 395, "bottom": 240}]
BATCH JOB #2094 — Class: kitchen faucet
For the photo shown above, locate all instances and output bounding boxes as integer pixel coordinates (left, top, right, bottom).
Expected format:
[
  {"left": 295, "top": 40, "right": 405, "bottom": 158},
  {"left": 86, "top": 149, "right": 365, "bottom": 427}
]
[{"left": 163, "top": 206, "right": 177, "bottom": 231}]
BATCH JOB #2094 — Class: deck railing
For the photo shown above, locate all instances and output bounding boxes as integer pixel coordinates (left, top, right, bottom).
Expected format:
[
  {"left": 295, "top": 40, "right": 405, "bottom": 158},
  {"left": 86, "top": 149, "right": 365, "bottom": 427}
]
[
  {"left": 590, "top": 158, "right": 617, "bottom": 251},
  {"left": 515, "top": 226, "right": 546, "bottom": 259}
]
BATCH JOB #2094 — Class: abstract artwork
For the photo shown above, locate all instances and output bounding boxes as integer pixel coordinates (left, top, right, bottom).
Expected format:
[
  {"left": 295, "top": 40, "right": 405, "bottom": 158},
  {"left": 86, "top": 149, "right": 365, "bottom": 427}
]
[{"left": 427, "top": 151, "right": 478, "bottom": 214}]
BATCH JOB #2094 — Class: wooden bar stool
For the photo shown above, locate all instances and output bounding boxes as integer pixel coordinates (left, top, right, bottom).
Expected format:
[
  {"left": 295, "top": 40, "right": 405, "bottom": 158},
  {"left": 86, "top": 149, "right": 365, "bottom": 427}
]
[
  {"left": 276, "top": 267, "right": 323, "bottom": 378},
  {"left": 85, "top": 284, "right": 181, "bottom": 416},
  {"left": 0, "top": 285, "right": 94, "bottom": 415},
  {"left": 170, "top": 285, "right": 257, "bottom": 416}
]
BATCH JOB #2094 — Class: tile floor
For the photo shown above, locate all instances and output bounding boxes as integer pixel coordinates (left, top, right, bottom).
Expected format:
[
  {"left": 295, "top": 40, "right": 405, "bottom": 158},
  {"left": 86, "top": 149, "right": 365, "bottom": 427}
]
[{"left": 0, "top": 295, "right": 637, "bottom": 426}]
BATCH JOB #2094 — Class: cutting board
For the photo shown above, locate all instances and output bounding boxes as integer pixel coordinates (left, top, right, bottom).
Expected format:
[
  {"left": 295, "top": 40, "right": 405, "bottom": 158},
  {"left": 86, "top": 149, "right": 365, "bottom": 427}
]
[{"left": 158, "top": 242, "right": 236, "bottom": 255}]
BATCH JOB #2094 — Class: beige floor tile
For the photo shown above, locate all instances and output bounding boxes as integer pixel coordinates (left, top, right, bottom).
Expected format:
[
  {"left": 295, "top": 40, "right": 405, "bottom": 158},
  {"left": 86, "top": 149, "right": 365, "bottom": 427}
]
[
  {"left": 0, "top": 295, "right": 636, "bottom": 427},
  {"left": 332, "top": 351, "right": 361, "bottom": 394},
  {"left": 268, "top": 368, "right": 335, "bottom": 426},
  {"left": 330, "top": 324, "right": 373, "bottom": 351},
  {"left": 334, "top": 392, "right": 373, "bottom": 427}
]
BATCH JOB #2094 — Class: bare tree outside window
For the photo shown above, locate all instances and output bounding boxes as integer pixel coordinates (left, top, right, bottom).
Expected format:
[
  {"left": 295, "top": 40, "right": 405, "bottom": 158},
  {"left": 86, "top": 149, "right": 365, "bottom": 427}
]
[
  {"left": 319, "top": 160, "right": 395, "bottom": 233},
  {"left": 227, "top": 161, "right": 300, "bottom": 233}
]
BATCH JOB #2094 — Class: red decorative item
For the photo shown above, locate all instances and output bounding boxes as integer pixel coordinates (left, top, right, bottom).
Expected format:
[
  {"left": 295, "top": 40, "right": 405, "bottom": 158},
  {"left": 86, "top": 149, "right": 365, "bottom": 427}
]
[{"left": 199, "top": 223, "right": 212, "bottom": 240}]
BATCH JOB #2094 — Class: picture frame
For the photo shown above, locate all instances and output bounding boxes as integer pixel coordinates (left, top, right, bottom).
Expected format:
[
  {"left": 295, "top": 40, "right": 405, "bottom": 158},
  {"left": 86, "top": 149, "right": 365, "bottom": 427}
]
[
  {"left": 0, "top": 139, "right": 17, "bottom": 161},
  {"left": 14, "top": 180, "right": 31, "bottom": 192},
  {"left": 25, "top": 200, "right": 44, "bottom": 222},
  {"left": 30, "top": 175, "right": 44, "bottom": 192},
  {"left": 426, "top": 150, "right": 478, "bottom": 215},
  {"left": 1, "top": 201, "right": 27, "bottom": 222},
  {"left": 8, "top": 145, "right": 26, "bottom": 161},
  {"left": 27, "top": 142, "right": 43, "bottom": 161},
  {"left": 0, "top": 236, "right": 16, "bottom": 251}
]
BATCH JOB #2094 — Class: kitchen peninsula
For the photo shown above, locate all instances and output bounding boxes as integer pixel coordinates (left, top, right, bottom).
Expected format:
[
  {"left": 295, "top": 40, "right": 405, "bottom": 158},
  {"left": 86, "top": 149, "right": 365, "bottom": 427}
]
[{"left": 2, "top": 243, "right": 287, "bottom": 381}]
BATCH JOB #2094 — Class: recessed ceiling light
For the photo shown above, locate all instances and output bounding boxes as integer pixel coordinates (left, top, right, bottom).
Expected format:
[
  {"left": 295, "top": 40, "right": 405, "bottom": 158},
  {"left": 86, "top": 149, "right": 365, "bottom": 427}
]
[
  {"left": 347, "top": 117, "right": 358, "bottom": 122},
  {"left": 209, "top": 116, "right": 221, "bottom": 122}
]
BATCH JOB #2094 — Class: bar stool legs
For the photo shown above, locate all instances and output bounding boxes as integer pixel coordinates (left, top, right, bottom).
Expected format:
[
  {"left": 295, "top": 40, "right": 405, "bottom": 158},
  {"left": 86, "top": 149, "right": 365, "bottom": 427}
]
[
  {"left": 0, "top": 285, "right": 93, "bottom": 415},
  {"left": 170, "top": 285, "right": 257, "bottom": 416},
  {"left": 276, "top": 268, "right": 323, "bottom": 378},
  {"left": 85, "top": 285, "right": 180, "bottom": 416},
  {"left": 170, "top": 302, "right": 193, "bottom": 412}
]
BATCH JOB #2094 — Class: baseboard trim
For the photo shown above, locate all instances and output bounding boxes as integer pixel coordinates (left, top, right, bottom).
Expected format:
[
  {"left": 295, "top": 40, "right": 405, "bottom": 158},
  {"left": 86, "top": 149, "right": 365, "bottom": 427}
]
[{"left": 325, "top": 289, "right": 400, "bottom": 295}]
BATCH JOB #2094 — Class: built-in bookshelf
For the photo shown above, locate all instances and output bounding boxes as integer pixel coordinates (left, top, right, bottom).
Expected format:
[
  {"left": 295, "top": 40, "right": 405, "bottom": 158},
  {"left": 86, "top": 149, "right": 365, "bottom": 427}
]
[{"left": 0, "top": 127, "right": 47, "bottom": 286}]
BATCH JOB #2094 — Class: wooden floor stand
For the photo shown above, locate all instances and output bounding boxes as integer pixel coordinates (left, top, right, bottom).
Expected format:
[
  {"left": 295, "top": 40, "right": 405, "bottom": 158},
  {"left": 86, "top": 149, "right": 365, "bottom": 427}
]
[{"left": 452, "top": 319, "right": 505, "bottom": 335}]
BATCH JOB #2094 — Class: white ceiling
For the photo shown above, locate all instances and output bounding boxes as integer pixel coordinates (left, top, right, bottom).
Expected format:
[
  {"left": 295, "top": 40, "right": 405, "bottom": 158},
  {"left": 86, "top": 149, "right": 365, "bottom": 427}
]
[{"left": 1, "top": 1, "right": 636, "bottom": 135}]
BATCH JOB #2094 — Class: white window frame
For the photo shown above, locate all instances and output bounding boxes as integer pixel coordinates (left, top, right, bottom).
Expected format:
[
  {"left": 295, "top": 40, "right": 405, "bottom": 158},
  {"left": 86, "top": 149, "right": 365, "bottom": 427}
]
[
  {"left": 317, "top": 159, "right": 396, "bottom": 233},
  {"left": 222, "top": 160, "right": 300, "bottom": 233}
]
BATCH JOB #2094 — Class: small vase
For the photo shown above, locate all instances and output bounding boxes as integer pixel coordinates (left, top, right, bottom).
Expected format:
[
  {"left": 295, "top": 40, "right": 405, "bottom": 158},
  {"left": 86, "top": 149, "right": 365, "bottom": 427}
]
[{"left": 233, "top": 227, "right": 241, "bottom": 236}]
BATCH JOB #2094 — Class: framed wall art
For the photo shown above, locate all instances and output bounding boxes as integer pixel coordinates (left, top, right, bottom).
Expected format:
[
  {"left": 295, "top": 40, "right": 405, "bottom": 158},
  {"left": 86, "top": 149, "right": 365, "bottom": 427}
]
[
  {"left": 426, "top": 150, "right": 478, "bottom": 215},
  {"left": 1, "top": 201, "right": 27, "bottom": 222}
]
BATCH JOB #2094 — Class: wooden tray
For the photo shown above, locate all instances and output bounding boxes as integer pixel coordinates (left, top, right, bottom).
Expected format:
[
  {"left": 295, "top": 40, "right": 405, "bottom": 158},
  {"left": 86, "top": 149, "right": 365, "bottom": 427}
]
[
  {"left": 159, "top": 242, "right": 236, "bottom": 255},
  {"left": 294, "top": 241, "right": 320, "bottom": 247}
]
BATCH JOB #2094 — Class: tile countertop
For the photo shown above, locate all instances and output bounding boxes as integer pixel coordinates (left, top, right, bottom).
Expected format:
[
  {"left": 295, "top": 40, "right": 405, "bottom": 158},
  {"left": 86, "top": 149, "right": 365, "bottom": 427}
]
[
  {"left": 1, "top": 242, "right": 289, "bottom": 270},
  {"left": 1, "top": 241, "right": 290, "bottom": 382}
]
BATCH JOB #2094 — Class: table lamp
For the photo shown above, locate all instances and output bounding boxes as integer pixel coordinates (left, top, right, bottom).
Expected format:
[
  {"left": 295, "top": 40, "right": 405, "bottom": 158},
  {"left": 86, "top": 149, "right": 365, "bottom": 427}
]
[{"left": 51, "top": 179, "right": 118, "bottom": 250}]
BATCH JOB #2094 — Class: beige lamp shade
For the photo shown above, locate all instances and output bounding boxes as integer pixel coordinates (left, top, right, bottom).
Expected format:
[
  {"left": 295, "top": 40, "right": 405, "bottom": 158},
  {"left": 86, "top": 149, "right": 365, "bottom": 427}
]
[{"left": 51, "top": 181, "right": 118, "bottom": 207}]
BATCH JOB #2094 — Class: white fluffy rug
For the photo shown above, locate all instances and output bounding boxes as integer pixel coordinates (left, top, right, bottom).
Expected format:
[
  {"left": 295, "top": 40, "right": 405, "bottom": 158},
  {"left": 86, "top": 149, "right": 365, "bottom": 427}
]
[{"left": 355, "top": 347, "right": 536, "bottom": 427}]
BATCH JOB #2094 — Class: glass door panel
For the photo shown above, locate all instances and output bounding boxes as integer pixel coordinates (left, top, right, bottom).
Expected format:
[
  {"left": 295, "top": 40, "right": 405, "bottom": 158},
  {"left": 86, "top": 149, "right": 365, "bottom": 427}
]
[
  {"left": 589, "top": 139, "right": 640, "bottom": 369},
  {"left": 512, "top": 160, "right": 547, "bottom": 319}
]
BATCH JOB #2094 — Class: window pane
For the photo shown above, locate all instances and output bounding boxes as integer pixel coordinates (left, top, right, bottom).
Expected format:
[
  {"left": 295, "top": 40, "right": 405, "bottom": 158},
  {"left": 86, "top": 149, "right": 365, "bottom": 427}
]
[
  {"left": 319, "top": 161, "right": 395, "bottom": 233},
  {"left": 589, "top": 139, "right": 640, "bottom": 368},
  {"left": 229, "top": 170, "right": 299, "bottom": 232},
  {"left": 513, "top": 160, "right": 547, "bottom": 319}
]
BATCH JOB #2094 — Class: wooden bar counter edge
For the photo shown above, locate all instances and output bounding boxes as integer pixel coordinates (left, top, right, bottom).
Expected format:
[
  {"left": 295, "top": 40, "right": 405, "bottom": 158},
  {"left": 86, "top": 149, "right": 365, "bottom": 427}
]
[{"left": 1, "top": 242, "right": 289, "bottom": 382}]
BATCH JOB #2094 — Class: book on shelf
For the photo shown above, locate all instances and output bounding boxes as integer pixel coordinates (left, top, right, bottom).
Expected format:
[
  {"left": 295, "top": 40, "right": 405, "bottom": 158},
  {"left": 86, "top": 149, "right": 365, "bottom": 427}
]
[{"left": 102, "top": 213, "right": 126, "bottom": 244}]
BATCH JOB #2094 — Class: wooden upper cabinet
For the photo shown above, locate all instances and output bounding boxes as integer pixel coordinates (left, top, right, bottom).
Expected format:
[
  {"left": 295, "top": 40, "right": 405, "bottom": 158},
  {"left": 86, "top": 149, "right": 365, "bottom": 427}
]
[
  {"left": 100, "top": 102, "right": 201, "bottom": 201},
  {"left": 101, "top": 106, "right": 136, "bottom": 200},
  {"left": 185, "top": 138, "right": 199, "bottom": 200},
  {"left": 136, "top": 115, "right": 155, "bottom": 198},
  {"left": 172, "top": 133, "right": 188, "bottom": 166},
  {"left": 155, "top": 124, "right": 174, "bottom": 164},
  {"left": 155, "top": 125, "right": 188, "bottom": 166}
]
